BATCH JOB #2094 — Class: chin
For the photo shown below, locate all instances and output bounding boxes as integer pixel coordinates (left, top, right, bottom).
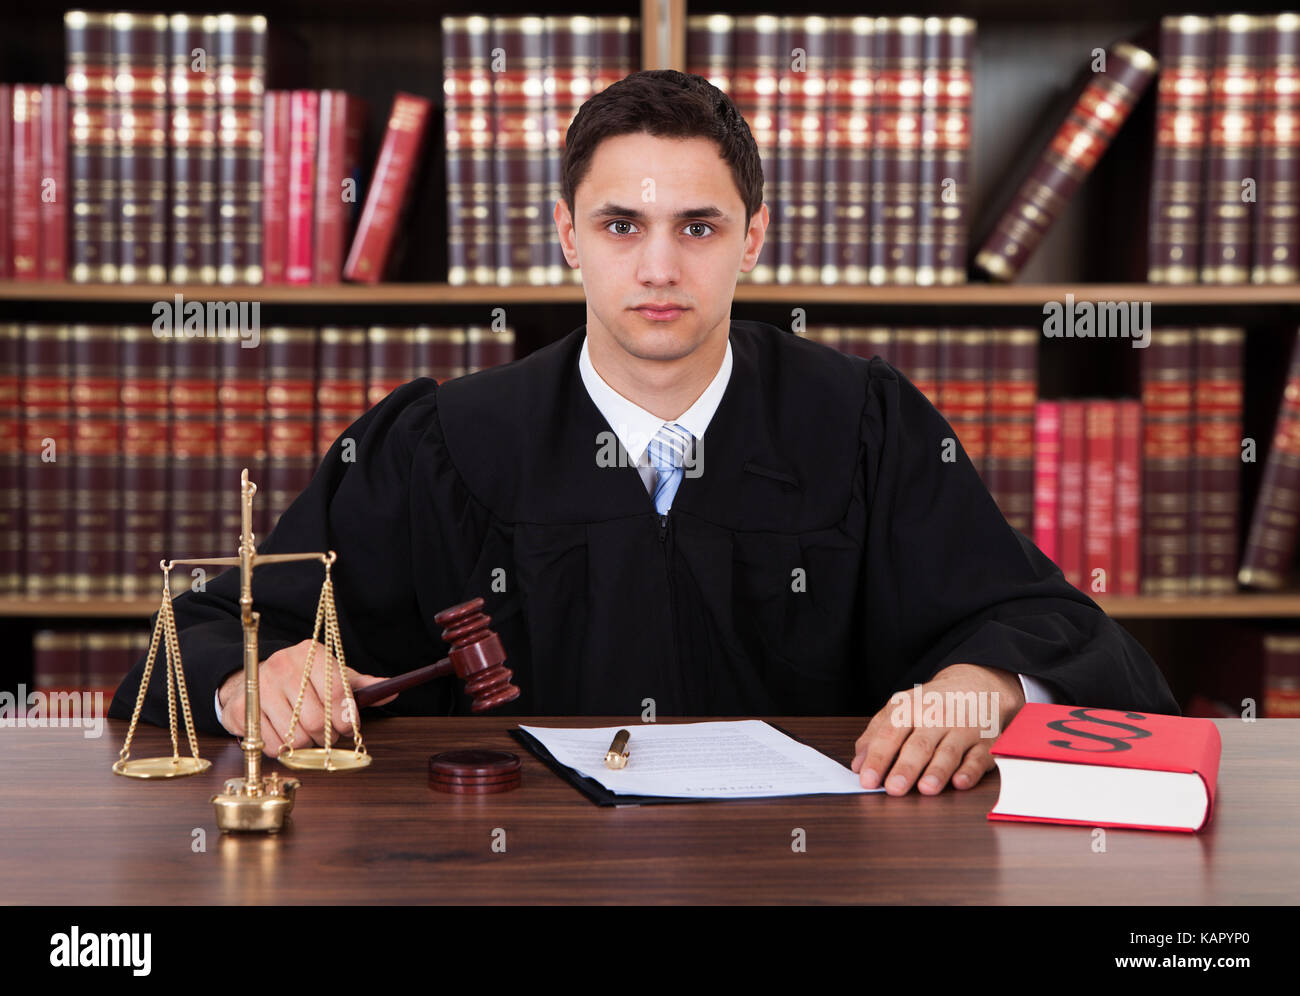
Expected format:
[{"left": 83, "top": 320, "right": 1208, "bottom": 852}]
[{"left": 617, "top": 325, "right": 700, "bottom": 362}]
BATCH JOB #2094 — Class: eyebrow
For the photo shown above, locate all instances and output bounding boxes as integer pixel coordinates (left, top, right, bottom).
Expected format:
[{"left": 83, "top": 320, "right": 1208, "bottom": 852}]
[{"left": 588, "top": 202, "right": 727, "bottom": 223}]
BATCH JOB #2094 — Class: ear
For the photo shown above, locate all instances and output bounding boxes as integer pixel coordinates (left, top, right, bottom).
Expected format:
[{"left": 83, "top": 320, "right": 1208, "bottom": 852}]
[
  {"left": 555, "top": 198, "right": 580, "bottom": 269},
  {"left": 739, "top": 203, "right": 769, "bottom": 273}
]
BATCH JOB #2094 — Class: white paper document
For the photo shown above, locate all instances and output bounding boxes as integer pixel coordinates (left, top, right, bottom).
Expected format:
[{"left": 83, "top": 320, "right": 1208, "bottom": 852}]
[{"left": 518, "top": 720, "right": 885, "bottom": 799}]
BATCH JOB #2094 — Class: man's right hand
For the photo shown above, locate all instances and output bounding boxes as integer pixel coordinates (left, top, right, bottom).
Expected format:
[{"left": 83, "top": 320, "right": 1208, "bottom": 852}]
[{"left": 216, "top": 639, "right": 397, "bottom": 755}]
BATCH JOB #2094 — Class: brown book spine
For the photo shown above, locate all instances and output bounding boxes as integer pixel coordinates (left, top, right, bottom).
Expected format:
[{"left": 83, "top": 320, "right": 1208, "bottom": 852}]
[
  {"left": 168, "top": 336, "right": 220, "bottom": 575},
  {"left": 70, "top": 325, "right": 121, "bottom": 597},
  {"left": 914, "top": 18, "right": 944, "bottom": 286},
  {"left": 216, "top": 14, "right": 267, "bottom": 284},
  {"left": 114, "top": 13, "right": 169, "bottom": 284},
  {"left": 119, "top": 325, "right": 171, "bottom": 598},
  {"left": 366, "top": 326, "right": 415, "bottom": 407},
  {"left": 0, "top": 85, "right": 10, "bottom": 278},
  {"left": 491, "top": 16, "right": 548, "bottom": 286},
  {"left": 261, "top": 90, "right": 290, "bottom": 284},
  {"left": 169, "top": 14, "right": 218, "bottom": 283},
  {"left": 1262, "top": 634, "right": 1300, "bottom": 716},
  {"left": 1141, "top": 328, "right": 1194, "bottom": 595},
  {"left": 441, "top": 17, "right": 496, "bottom": 286},
  {"left": 32, "top": 630, "right": 82, "bottom": 692},
  {"left": 1148, "top": 15, "right": 1213, "bottom": 284},
  {"left": 22, "top": 325, "right": 73, "bottom": 597},
  {"left": 882, "top": 17, "right": 923, "bottom": 285},
  {"left": 892, "top": 326, "right": 938, "bottom": 404},
  {"left": 429, "top": 328, "right": 467, "bottom": 382},
  {"left": 218, "top": 333, "right": 266, "bottom": 555},
  {"left": 1252, "top": 14, "right": 1300, "bottom": 284},
  {"left": 975, "top": 42, "right": 1158, "bottom": 281},
  {"left": 776, "top": 16, "right": 830, "bottom": 285},
  {"left": 1239, "top": 326, "right": 1300, "bottom": 588},
  {"left": 733, "top": 14, "right": 781, "bottom": 284},
  {"left": 1201, "top": 14, "right": 1264, "bottom": 284},
  {"left": 820, "top": 16, "right": 873, "bottom": 285},
  {"left": 0, "top": 324, "right": 19, "bottom": 594},
  {"left": 937, "top": 327, "right": 987, "bottom": 476},
  {"left": 10, "top": 85, "right": 41, "bottom": 281},
  {"left": 1191, "top": 327, "right": 1243, "bottom": 594},
  {"left": 867, "top": 18, "right": 898, "bottom": 285},
  {"left": 344, "top": 94, "right": 431, "bottom": 283},
  {"left": 936, "top": 18, "right": 975, "bottom": 285},
  {"left": 66, "top": 11, "right": 117, "bottom": 283},
  {"left": 316, "top": 327, "right": 367, "bottom": 456},
  {"left": 265, "top": 327, "right": 317, "bottom": 536},
  {"left": 38, "top": 85, "right": 68, "bottom": 280},
  {"left": 464, "top": 325, "right": 514, "bottom": 373},
  {"left": 985, "top": 328, "right": 1037, "bottom": 535},
  {"left": 314, "top": 92, "right": 367, "bottom": 284}
]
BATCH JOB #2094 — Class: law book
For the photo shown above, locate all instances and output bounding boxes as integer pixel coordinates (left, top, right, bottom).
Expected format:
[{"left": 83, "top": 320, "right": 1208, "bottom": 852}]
[
  {"left": 974, "top": 41, "right": 1158, "bottom": 282},
  {"left": 1116, "top": 399, "right": 1142, "bottom": 596},
  {"left": 1262, "top": 634, "right": 1300, "bottom": 717},
  {"left": 32, "top": 631, "right": 82, "bottom": 693},
  {"left": 1058, "top": 400, "right": 1086, "bottom": 591},
  {"left": 38, "top": 84, "right": 68, "bottom": 280},
  {"left": 260, "top": 90, "right": 290, "bottom": 284},
  {"left": 1191, "top": 327, "right": 1243, "bottom": 594},
  {"left": 1083, "top": 401, "right": 1117, "bottom": 597},
  {"left": 871, "top": 16, "right": 924, "bottom": 285},
  {"left": 285, "top": 90, "right": 319, "bottom": 285},
  {"left": 491, "top": 16, "right": 548, "bottom": 286},
  {"left": 1033, "top": 401, "right": 1062, "bottom": 567},
  {"left": 215, "top": 13, "right": 267, "bottom": 284},
  {"left": 1238, "top": 326, "right": 1300, "bottom": 589},
  {"left": 935, "top": 18, "right": 974, "bottom": 285},
  {"left": 343, "top": 93, "right": 431, "bottom": 284},
  {"left": 914, "top": 18, "right": 944, "bottom": 286},
  {"left": 0, "top": 324, "right": 19, "bottom": 595},
  {"left": 937, "top": 327, "right": 987, "bottom": 477},
  {"left": 70, "top": 324, "right": 121, "bottom": 597},
  {"left": 1148, "top": 15, "right": 1213, "bottom": 284},
  {"left": 428, "top": 327, "right": 467, "bottom": 382},
  {"left": 65, "top": 10, "right": 117, "bottom": 282},
  {"left": 113, "top": 12, "right": 169, "bottom": 284},
  {"left": 0, "top": 84, "right": 10, "bottom": 278},
  {"left": 441, "top": 16, "right": 495, "bottom": 286},
  {"left": 989, "top": 703, "right": 1221, "bottom": 833},
  {"left": 733, "top": 14, "right": 781, "bottom": 285},
  {"left": 984, "top": 327, "right": 1037, "bottom": 536},
  {"left": 1141, "top": 328, "right": 1194, "bottom": 595},
  {"left": 22, "top": 325, "right": 73, "bottom": 597},
  {"left": 217, "top": 331, "right": 266, "bottom": 555},
  {"left": 1200, "top": 14, "right": 1263, "bottom": 284},
  {"left": 316, "top": 326, "right": 366, "bottom": 456},
  {"left": 366, "top": 326, "right": 415, "bottom": 406},
  {"left": 9, "top": 85, "right": 41, "bottom": 281},
  {"left": 119, "top": 324, "right": 171, "bottom": 599},
  {"left": 892, "top": 326, "right": 938, "bottom": 404},
  {"left": 264, "top": 327, "right": 317, "bottom": 533},
  {"left": 464, "top": 325, "right": 515, "bottom": 374},
  {"left": 314, "top": 91, "right": 367, "bottom": 284},
  {"left": 168, "top": 337, "right": 220, "bottom": 574},
  {"left": 816, "top": 15, "right": 873, "bottom": 285},
  {"left": 775, "top": 16, "right": 830, "bottom": 285},
  {"left": 169, "top": 13, "right": 219, "bottom": 283},
  {"left": 1252, "top": 13, "right": 1300, "bottom": 284}
]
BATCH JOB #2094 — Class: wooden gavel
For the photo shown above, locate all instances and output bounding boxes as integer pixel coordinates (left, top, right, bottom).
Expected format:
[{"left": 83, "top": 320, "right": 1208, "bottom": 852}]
[{"left": 352, "top": 597, "right": 520, "bottom": 712}]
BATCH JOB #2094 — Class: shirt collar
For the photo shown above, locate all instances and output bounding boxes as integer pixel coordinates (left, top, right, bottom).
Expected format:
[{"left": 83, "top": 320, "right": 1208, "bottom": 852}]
[{"left": 579, "top": 331, "right": 733, "bottom": 463}]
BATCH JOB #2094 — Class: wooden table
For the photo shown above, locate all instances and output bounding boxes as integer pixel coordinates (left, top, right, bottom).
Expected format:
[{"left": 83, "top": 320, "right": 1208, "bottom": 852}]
[{"left": 0, "top": 716, "right": 1293, "bottom": 904}]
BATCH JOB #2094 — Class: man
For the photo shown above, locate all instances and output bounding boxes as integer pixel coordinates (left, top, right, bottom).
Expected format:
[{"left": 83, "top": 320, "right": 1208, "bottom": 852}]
[{"left": 110, "top": 70, "right": 1178, "bottom": 796}]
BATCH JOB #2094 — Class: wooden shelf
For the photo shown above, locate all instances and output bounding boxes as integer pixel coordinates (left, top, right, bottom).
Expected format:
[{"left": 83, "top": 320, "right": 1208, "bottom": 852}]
[
  {"left": 6, "top": 590, "right": 1300, "bottom": 620},
  {"left": 1, "top": 280, "right": 1298, "bottom": 306}
]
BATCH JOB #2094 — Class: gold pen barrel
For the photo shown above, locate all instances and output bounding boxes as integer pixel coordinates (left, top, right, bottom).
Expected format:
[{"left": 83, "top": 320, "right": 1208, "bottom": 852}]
[{"left": 605, "top": 728, "right": 631, "bottom": 769}]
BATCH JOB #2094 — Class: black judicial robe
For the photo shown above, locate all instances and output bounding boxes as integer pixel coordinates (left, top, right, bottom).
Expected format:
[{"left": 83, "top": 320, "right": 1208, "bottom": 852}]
[{"left": 110, "top": 319, "right": 1179, "bottom": 734}]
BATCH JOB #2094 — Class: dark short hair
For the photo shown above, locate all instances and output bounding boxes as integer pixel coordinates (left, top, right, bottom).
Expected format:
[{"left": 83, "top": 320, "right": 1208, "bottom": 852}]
[{"left": 561, "top": 69, "right": 764, "bottom": 222}]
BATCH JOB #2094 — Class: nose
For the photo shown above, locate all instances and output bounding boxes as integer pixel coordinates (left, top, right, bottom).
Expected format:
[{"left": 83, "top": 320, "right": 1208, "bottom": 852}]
[{"left": 635, "top": 226, "right": 682, "bottom": 286}]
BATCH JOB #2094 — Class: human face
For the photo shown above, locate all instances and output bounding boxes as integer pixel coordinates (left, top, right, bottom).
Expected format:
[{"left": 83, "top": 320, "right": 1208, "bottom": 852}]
[{"left": 555, "top": 132, "right": 767, "bottom": 366}]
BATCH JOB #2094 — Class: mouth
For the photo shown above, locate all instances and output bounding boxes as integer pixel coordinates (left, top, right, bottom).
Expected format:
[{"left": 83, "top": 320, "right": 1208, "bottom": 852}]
[{"left": 633, "top": 304, "right": 689, "bottom": 321}]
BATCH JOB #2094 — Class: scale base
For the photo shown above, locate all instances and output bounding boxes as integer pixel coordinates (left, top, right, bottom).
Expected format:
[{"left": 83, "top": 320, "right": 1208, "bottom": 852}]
[
  {"left": 277, "top": 747, "right": 371, "bottom": 771},
  {"left": 113, "top": 756, "right": 212, "bottom": 779},
  {"left": 211, "top": 774, "right": 300, "bottom": 833}
]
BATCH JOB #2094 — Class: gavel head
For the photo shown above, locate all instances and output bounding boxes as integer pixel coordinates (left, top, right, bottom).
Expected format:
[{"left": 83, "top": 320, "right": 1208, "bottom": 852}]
[{"left": 433, "top": 597, "right": 522, "bottom": 712}]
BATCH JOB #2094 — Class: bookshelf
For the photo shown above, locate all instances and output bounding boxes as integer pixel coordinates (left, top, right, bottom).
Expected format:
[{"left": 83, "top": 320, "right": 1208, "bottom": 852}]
[{"left": 3, "top": 0, "right": 1300, "bottom": 715}]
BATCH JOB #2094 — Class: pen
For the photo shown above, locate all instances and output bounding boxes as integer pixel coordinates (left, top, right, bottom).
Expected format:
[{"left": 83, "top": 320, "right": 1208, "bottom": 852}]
[{"left": 605, "top": 729, "right": 630, "bottom": 769}]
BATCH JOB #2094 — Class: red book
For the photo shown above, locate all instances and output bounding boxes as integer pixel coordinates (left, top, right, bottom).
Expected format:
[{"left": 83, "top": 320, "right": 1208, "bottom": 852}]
[
  {"left": 1116, "top": 400, "right": 1142, "bottom": 596},
  {"left": 343, "top": 93, "right": 431, "bottom": 283},
  {"left": 261, "top": 91, "right": 290, "bottom": 285},
  {"left": 285, "top": 90, "right": 319, "bottom": 285},
  {"left": 10, "top": 85, "right": 41, "bottom": 281},
  {"left": 39, "top": 84, "right": 68, "bottom": 280},
  {"left": 989, "top": 703, "right": 1221, "bottom": 833},
  {"left": 1084, "top": 401, "right": 1117, "bottom": 596},
  {"left": 314, "top": 91, "right": 367, "bottom": 284},
  {"left": 0, "top": 84, "right": 11, "bottom": 278},
  {"left": 1058, "top": 401, "right": 1086, "bottom": 590},
  {"left": 1033, "top": 401, "right": 1061, "bottom": 566}
]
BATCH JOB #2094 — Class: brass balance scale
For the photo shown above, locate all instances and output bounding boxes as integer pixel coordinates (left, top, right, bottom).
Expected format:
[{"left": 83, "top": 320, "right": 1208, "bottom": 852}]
[{"left": 113, "top": 469, "right": 371, "bottom": 833}]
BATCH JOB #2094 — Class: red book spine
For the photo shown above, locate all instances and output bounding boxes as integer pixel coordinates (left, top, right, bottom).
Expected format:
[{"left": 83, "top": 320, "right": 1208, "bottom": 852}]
[
  {"left": 0, "top": 324, "right": 19, "bottom": 594},
  {"left": 0, "top": 85, "right": 12, "bottom": 278},
  {"left": 1192, "top": 327, "right": 1244, "bottom": 594},
  {"left": 314, "top": 92, "right": 367, "bottom": 284},
  {"left": 1142, "top": 328, "right": 1195, "bottom": 594},
  {"left": 344, "top": 93, "right": 431, "bottom": 283},
  {"left": 985, "top": 327, "right": 1037, "bottom": 534},
  {"left": 1263, "top": 634, "right": 1300, "bottom": 716},
  {"left": 286, "top": 90, "right": 319, "bottom": 285},
  {"left": 937, "top": 327, "right": 987, "bottom": 476},
  {"left": 1084, "top": 401, "right": 1117, "bottom": 596},
  {"left": 10, "top": 85, "right": 42, "bottom": 281},
  {"left": 70, "top": 325, "right": 121, "bottom": 597},
  {"left": 38, "top": 85, "right": 68, "bottom": 280},
  {"left": 261, "top": 91, "right": 290, "bottom": 285},
  {"left": 1116, "top": 400, "right": 1142, "bottom": 596},
  {"left": 1033, "top": 401, "right": 1062, "bottom": 567},
  {"left": 1058, "top": 401, "right": 1086, "bottom": 590}
]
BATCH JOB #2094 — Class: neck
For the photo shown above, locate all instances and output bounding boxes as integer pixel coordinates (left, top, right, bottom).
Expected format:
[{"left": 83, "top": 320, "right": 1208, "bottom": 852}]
[{"left": 586, "top": 321, "right": 729, "bottom": 421}]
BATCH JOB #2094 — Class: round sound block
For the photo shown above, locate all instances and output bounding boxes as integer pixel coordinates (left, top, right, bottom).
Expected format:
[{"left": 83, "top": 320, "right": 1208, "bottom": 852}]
[{"left": 428, "top": 749, "right": 521, "bottom": 794}]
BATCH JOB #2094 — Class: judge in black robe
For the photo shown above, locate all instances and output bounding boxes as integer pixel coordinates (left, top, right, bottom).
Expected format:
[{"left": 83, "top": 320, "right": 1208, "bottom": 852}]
[{"left": 110, "top": 318, "right": 1178, "bottom": 736}]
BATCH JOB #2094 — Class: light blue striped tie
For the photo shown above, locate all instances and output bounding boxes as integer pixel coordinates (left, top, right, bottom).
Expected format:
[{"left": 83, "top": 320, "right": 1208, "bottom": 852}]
[{"left": 647, "top": 422, "right": 693, "bottom": 514}]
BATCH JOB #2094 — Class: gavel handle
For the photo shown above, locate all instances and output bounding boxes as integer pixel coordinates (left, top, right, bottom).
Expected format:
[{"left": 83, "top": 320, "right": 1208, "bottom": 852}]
[{"left": 353, "top": 658, "right": 455, "bottom": 709}]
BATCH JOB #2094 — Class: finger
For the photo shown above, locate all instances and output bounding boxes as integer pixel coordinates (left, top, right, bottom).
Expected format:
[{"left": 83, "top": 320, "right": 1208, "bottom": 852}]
[
  {"left": 915, "top": 729, "right": 976, "bottom": 795},
  {"left": 951, "top": 740, "right": 997, "bottom": 790},
  {"left": 882, "top": 724, "right": 952, "bottom": 795},
  {"left": 349, "top": 672, "right": 398, "bottom": 709},
  {"left": 260, "top": 690, "right": 306, "bottom": 755},
  {"left": 295, "top": 682, "right": 336, "bottom": 747},
  {"left": 306, "top": 648, "right": 354, "bottom": 734},
  {"left": 855, "top": 698, "right": 920, "bottom": 788}
]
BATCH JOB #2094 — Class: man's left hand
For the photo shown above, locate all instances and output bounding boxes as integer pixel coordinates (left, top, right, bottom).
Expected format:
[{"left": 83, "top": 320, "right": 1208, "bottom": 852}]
[{"left": 850, "top": 663, "right": 1026, "bottom": 795}]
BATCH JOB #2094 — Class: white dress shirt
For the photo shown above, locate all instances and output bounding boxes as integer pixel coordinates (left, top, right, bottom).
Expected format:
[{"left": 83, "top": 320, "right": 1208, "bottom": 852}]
[{"left": 216, "top": 336, "right": 1053, "bottom": 727}]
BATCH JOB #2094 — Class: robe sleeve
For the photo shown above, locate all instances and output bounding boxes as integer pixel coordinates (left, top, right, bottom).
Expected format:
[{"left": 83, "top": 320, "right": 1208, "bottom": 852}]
[
  {"left": 108, "top": 377, "right": 479, "bottom": 735},
  {"left": 858, "top": 357, "right": 1179, "bottom": 716}
]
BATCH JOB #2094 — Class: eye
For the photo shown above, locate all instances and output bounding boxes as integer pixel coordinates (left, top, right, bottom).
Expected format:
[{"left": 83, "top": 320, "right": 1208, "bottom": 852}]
[
  {"left": 684, "top": 222, "right": 714, "bottom": 238},
  {"left": 605, "top": 219, "right": 638, "bottom": 236}
]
